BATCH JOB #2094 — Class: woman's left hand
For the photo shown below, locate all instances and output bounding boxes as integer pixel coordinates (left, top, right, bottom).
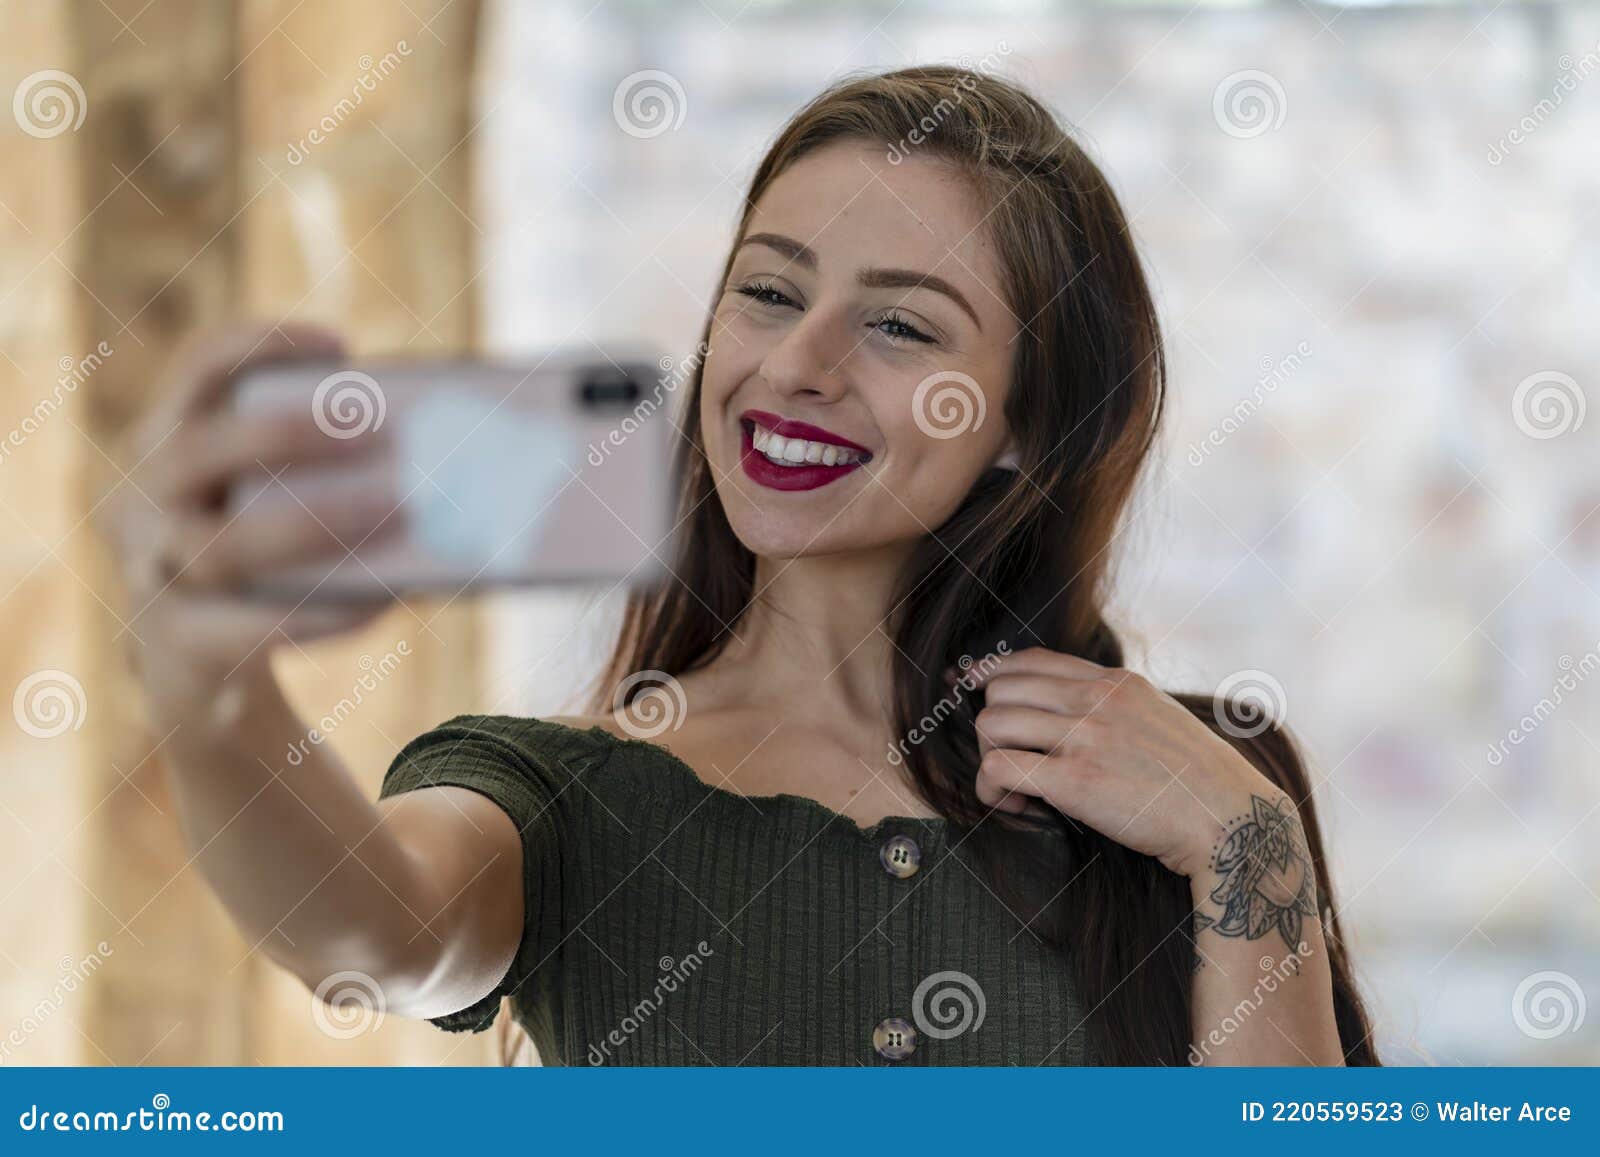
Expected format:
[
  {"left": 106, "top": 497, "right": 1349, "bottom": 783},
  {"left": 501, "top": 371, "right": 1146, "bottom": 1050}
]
[{"left": 965, "top": 646, "right": 1280, "bottom": 880}]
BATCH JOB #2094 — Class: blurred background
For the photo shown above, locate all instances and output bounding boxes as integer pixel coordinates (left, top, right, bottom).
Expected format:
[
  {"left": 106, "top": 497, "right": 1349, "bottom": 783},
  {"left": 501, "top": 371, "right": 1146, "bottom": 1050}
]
[{"left": 1, "top": 0, "right": 1596, "bottom": 1066}]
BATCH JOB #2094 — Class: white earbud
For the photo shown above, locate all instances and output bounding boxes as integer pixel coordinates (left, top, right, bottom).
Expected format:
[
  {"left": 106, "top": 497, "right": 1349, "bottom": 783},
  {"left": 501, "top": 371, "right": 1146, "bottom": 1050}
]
[{"left": 993, "top": 442, "right": 1021, "bottom": 471}]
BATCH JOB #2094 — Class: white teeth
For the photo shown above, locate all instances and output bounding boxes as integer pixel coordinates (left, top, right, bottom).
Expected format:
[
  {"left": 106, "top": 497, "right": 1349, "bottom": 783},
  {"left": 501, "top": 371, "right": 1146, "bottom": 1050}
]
[{"left": 748, "top": 421, "right": 865, "bottom": 468}]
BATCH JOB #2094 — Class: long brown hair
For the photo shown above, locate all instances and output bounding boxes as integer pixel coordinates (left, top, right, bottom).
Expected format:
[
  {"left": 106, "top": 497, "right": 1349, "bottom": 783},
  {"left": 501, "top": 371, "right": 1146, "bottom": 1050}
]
[{"left": 558, "top": 65, "right": 1376, "bottom": 1066}]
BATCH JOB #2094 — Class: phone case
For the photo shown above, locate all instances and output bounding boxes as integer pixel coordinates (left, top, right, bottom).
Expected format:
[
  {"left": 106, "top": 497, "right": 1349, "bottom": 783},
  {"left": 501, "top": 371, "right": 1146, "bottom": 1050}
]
[{"left": 224, "top": 354, "right": 678, "bottom": 600}]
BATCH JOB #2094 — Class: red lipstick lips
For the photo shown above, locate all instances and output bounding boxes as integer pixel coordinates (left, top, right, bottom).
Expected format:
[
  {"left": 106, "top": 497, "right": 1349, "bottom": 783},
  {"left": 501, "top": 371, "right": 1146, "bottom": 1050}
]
[{"left": 738, "top": 408, "right": 871, "bottom": 492}]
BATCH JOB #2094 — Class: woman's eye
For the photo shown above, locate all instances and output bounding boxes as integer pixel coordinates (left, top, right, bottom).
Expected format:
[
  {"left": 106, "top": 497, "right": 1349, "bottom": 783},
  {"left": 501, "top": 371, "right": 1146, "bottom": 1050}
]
[
  {"left": 873, "top": 311, "right": 935, "bottom": 344},
  {"left": 734, "top": 281, "right": 796, "bottom": 309}
]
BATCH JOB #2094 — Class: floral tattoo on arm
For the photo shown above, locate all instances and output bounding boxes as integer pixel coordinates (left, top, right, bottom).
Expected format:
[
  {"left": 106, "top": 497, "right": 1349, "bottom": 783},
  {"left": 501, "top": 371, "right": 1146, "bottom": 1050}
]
[{"left": 1191, "top": 794, "right": 1318, "bottom": 972}]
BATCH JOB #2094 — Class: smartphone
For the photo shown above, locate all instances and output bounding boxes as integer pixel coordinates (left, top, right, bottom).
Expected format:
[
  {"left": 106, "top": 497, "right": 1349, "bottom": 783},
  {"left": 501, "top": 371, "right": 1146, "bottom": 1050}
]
[{"left": 223, "top": 353, "right": 679, "bottom": 600}]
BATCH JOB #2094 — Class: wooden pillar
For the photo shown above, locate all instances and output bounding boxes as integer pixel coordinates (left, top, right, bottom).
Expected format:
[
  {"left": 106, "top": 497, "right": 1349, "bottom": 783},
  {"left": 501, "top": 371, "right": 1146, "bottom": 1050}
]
[
  {"left": 71, "top": 0, "right": 252, "bottom": 1066},
  {"left": 62, "top": 0, "right": 487, "bottom": 1064}
]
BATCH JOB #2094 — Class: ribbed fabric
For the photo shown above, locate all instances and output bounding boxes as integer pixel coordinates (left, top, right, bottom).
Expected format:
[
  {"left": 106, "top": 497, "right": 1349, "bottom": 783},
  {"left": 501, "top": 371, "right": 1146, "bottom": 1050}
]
[{"left": 379, "top": 714, "right": 1096, "bottom": 1066}]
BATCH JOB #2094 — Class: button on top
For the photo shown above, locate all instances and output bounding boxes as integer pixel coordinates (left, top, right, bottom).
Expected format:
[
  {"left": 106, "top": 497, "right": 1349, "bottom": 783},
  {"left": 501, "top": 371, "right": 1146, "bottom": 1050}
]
[
  {"left": 879, "top": 834, "right": 921, "bottom": 878},
  {"left": 873, "top": 1016, "right": 918, "bottom": 1061}
]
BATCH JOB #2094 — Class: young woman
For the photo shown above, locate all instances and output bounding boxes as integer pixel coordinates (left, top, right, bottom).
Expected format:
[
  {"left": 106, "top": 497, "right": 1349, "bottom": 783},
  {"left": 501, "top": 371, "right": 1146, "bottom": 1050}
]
[{"left": 104, "top": 66, "right": 1377, "bottom": 1066}]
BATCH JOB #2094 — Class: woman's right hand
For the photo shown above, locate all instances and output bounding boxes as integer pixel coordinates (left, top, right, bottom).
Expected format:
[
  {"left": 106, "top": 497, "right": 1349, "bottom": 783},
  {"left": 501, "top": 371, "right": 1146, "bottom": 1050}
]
[{"left": 98, "top": 322, "right": 398, "bottom": 720}]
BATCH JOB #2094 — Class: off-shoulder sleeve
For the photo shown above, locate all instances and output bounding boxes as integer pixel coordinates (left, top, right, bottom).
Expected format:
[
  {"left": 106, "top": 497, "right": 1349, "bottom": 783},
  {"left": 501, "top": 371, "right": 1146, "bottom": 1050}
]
[{"left": 378, "top": 714, "right": 575, "bottom": 1033}]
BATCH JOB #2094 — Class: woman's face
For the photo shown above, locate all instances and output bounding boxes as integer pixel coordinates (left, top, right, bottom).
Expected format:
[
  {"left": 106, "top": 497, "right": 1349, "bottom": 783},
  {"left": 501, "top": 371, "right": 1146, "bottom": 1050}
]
[{"left": 699, "top": 138, "right": 1019, "bottom": 561}]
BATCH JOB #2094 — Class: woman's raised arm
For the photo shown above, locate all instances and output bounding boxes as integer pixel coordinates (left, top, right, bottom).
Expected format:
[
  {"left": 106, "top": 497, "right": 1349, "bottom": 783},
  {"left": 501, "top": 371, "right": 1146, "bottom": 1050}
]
[{"left": 97, "top": 323, "right": 525, "bottom": 1020}]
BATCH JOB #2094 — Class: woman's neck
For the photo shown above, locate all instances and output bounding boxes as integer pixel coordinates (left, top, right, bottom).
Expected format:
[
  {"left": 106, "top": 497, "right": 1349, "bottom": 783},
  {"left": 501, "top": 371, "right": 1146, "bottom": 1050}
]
[{"left": 705, "top": 545, "right": 909, "bottom": 727}]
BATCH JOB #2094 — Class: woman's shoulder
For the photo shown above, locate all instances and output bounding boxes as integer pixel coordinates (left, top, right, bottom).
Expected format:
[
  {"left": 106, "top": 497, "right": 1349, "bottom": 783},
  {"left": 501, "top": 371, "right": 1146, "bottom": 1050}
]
[
  {"left": 528, "top": 713, "right": 651, "bottom": 764},
  {"left": 436, "top": 711, "right": 623, "bottom": 750},
  {"left": 540, "top": 713, "right": 622, "bottom": 736},
  {"left": 384, "top": 710, "right": 695, "bottom": 812},
  {"left": 409, "top": 711, "right": 693, "bottom": 777}
]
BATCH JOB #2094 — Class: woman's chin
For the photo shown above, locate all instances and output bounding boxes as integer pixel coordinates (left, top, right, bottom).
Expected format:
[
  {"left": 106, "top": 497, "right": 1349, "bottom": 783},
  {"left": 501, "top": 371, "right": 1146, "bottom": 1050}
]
[
  {"left": 716, "top": 482, "right": 838, "bottom": 555},
  {"left": 728, "top": 519, "right": 915, "bottom": 565},
  {"left": 727, "top": 524, "right": 837, "bottom": 561}
]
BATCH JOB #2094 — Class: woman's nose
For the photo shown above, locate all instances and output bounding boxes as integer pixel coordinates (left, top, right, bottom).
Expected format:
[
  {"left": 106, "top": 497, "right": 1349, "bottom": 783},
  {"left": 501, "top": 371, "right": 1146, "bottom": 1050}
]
[{"left": 757, "top": 310, "right": 851, "bottom": 403}]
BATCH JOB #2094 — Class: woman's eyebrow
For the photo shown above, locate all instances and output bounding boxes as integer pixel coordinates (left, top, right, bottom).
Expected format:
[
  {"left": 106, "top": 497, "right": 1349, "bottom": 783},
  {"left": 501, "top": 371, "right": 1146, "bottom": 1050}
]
[
  {"left": 738, "top": 232, "right": 816, "bottom": 269},
  {"left": 736, "top": 232, "right": 983, "bottom": 331},
  {"left": 857, "top": 267, "right": 981, "bottom": 331}
]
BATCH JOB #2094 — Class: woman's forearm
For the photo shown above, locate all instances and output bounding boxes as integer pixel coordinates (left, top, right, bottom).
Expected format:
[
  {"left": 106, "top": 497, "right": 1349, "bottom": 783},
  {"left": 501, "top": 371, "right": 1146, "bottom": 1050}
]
[
  {"left": 1185, "top": 791, "right": 1346, "bottom": 1065},
  {"left": 148, "top": 663, "right": 437, "bottom": 996}
]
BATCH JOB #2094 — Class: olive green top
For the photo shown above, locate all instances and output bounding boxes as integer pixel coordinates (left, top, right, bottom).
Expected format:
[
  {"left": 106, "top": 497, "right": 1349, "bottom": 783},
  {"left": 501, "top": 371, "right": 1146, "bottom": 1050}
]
[{"left": 379, "top": 714, "right": 1096, "bottom": 1065}]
